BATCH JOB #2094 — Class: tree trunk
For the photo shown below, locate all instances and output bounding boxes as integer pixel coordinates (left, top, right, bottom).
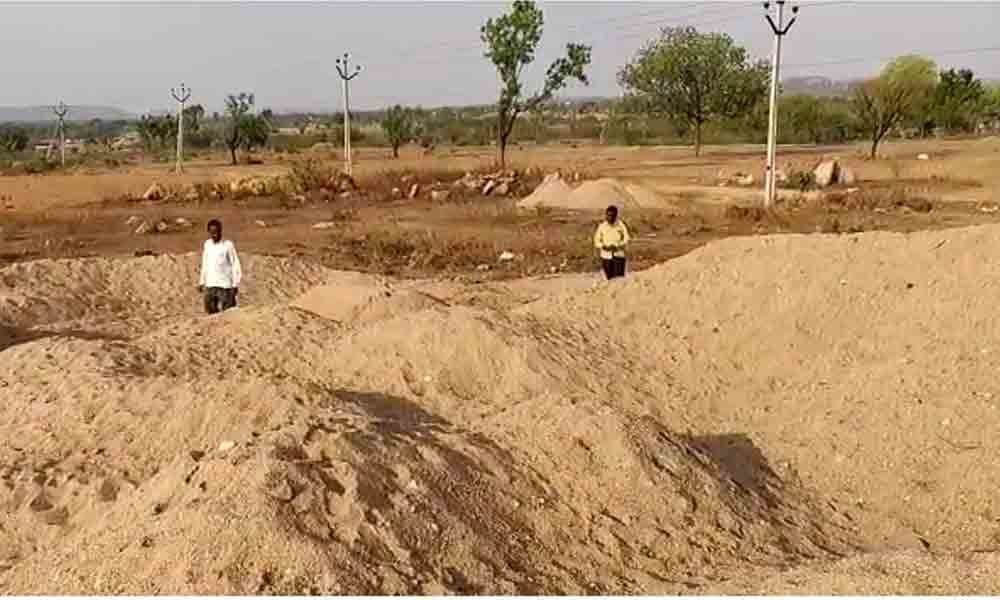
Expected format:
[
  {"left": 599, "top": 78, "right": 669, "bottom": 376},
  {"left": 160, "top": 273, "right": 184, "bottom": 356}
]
[
  {"left": 392, "top": 142, "right": 400, "bottom": 159},
  {"left": 870, "top": 135, "right": 880, "bottom": 159},
  {"left": 230, "top": 145, "right": 238, "bottom": 166},
  {"left": 694, "top": 120, "right": 703, "bottom": 157}
]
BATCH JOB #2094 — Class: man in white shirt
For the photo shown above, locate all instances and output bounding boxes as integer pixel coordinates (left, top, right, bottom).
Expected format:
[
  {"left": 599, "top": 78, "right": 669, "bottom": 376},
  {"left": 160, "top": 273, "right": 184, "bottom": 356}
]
[{"left": 198, "top": 219, "right": 242, "bottom": 314}]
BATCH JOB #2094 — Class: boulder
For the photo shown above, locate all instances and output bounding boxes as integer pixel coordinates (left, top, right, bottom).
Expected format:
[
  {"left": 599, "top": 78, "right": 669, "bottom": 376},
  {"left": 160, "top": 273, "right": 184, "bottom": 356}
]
[
  {"left": 494, "top": 182, "right": 511, "bottom": 196},
  {"left": 174, "top": 217, "right": 193, "bottom": 228},
  {"left": 431, "top": 190, "right": 451, "bottom": 202},
  {"left": 840, "top": 166, "right": 857, "bottom": 185},
  {"left": 498, "top": 251, "right": 516, "bottom": 263},
  {"left": 917, "top": 153, "right": 930, "bottom": 161},
  {"left": 142, "top": 182, "right": 166, "bottom": 201},
  {"left": 813, "top": 160, "right": 840, "bottom": 188},
  {"left": 736, "top": 173, "right": 755, "bottom": 186}
]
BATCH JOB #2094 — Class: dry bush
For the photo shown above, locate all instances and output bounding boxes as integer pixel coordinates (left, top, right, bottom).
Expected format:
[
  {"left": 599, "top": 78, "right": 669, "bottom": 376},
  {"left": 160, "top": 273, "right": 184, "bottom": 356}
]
[
  {"left": 822, "top": 188, "right": 934, "bottom": 213},
  {"left": 338, "top": 227, "right": 498, "bottom": 274}
]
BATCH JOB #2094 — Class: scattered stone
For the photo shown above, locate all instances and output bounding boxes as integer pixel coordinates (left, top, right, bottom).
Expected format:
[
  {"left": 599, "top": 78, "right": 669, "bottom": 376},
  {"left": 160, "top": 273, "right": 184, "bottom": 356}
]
[
  {"left": 134, "top": 221, "right": 152, "bottom": 235},
  {"left": 840, "top": 166, "right": 857, "bottom": 185},
  {"left": 917, "top": 153, "right": 930, "bottom": 161},
  {"left": 813, "top": 160, "right": 839, "bottom": 188},
  {"left": 255, "top": 220, "right": 268, "bottom": 228},
  {"left": 774, "top": 168, "right": 789, "bottom": 184},
  {"left": 482, "top": 180, "right": 498, "bottom": 196},
  {"left": 154, "top": 220, "right": 170, "bottom": 233},
  {"left": 736, "top": 173, "right": 755, "bottom": 186},
  {"left": 391, "top": 187, "right": 402, "bottom": 198},
  {"left": 28, "top": 492, "right": 53, "bottom": 512},
  {"left": 312, "top": 222, "right": 337, "bottom": 230},
  {"left": 218, "top": 440, "right": 236, "bottom": 453},
  {"left": 142, "top": 182, "right": 166, "bottom": 201},
  {"left": 430, "top": 190, "right": 450, "bottom": 202},
  {"left": 174, "top": 217, "right": 192, "bottom": 228},
  {"left": 494, "top": 182, "right": 510, "bottom": 196},
  {"left": 125, "top": 216, "right": 140, "bottom": 226},
  {"left": 498, "top": 251, "right": 516, "bottom": 263},
  {"left": 476, "top": 264, "right": 491, "bottom": 272},
  {"left": 189, "top": 450, "right": 206, "bottom": 462},
  {"left": 408, "top": 184, "right": 420, "bottom": 199}
]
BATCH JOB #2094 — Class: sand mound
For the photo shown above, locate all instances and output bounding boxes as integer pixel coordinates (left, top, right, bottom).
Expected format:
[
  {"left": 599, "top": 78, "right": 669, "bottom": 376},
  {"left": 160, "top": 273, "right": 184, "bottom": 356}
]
[
  {"left": 6, "top": 224, "right": 1000, "bottom": 592},
  {"left": 516, "top": 172, "right": 573, "bottom": 209},
  {"left": 518, "top": 175, "right": 673, "bottom": 211}
]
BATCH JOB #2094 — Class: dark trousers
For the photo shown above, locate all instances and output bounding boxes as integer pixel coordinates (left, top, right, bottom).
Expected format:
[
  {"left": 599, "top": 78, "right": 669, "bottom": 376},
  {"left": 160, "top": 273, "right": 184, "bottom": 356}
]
[
  {"left": 204, "top": 287, "right": 237, "bottom": 314},
  {"left": 602, "top": 257, "right": 627, "bottom": 280}
]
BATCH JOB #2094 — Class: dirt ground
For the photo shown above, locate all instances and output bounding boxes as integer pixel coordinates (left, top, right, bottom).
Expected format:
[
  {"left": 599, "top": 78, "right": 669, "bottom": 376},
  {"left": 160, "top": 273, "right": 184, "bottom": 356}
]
[
  {"left": 2, "top": 137, "right": 999, "bottom": 279},
  {"left": 4, "top": 137, "right": 1000, "bottom": 594}
]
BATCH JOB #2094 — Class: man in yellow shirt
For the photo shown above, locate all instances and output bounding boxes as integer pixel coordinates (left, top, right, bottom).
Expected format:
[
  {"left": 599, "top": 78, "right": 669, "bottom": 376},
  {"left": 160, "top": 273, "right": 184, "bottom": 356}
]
[{"left": 594, "top": 205, "right": 630, "bottom": 280}]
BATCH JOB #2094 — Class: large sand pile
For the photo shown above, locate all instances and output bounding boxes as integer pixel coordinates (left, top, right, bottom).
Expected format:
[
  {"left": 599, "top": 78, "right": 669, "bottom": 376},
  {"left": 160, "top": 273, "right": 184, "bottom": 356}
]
[
  {"left": 518, "top": 175, "right": 674, "bottom": 212},
  {"left": 4, "top": 225, "right": 1000, "bottom": 592}
]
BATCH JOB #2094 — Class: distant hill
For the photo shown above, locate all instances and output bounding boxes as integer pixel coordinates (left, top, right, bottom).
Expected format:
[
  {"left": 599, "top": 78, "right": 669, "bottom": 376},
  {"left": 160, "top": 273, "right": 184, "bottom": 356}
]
[
  {"left": 782, "top": 76, "right": 857, "bottom": 98},
  {"left": 0, "top": 105, "right": 136, "bottom": 123}
]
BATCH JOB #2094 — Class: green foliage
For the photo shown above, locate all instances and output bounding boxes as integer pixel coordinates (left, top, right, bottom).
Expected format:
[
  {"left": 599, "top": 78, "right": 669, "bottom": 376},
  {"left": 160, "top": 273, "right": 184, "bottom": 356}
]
[
  {"left": 852, "top": 56, "right": 938, "bottom": 158},
  {"left": 136, "top": 114, "right": 176, "bottom": 151},
  {"left": 0, "top": 126, "right": 29, "bottom": 153},
  {"left": 381, "top": 105, "right": 418, "bottom": 158},
  {"left": 481, "top": 0, "right": 591, "bottom": 165},
  {"left": 932, "top": 69, "right": 986, "bottom": 132},
  {"left": 222, "top": 93, "right": 272, "bottom": 164},
  {"left": 882, "top": 54, "right": 938, "bottom": 132},
  {"left": 618, "top": 26, "right": 768, "bottom": 156}
]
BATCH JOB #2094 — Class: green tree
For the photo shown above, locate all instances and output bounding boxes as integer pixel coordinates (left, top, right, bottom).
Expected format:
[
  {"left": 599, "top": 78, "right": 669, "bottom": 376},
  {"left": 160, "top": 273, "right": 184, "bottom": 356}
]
[
  {"left": 381, "top": 105, "right": 417, "bottom": 158},
  {"left": 780, "top": 95, "right": 824, "bottom": 143},
  {"left": 0, "top": 126, "right": 29, "bottom": 153},
  {"left": 852, "top": 56, "right": 938, "bottom": 158},
  {"left": 618, "top": 26, "right": 768, "bottom": 156},
  {"left": 481, "top": 0, "right": 591, "bottom": 167},
  {"left": 223, "top": 93, "right": 257, "bottom": 165},
  {"left": 932, "top": 68, "right": 985, "bottom": 133},
  {"left": 882, "top": 54, "right": 938, "bottom": 134}
]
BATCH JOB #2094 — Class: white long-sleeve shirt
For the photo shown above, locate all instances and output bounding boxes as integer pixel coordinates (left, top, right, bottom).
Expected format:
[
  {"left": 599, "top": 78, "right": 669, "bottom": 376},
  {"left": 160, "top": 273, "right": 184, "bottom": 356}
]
[{"left": 199, "top": 239, "right": 242, "bottom": 289}]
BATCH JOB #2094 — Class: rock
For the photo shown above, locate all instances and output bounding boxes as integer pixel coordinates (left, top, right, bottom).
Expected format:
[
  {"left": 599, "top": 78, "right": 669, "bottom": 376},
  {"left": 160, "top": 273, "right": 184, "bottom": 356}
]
[
  {"left": 917, "top": 153, "right": 930, "bottom": 161},
  {"left": 218, "top": 440, "right": 236, "bottom": 453},
  {"left": 125, "top": 216, "right": 140, "bottom": 226},
  {"left": 408, "top": 184, "right": 420, "bottom": 199},
  {"left": 29, "top": 492, "right": 53, "bottom": 512},
  {"left": 312, "top": 221, "right": 337, "bottom": 230},
  {"left": 840, "top": 166, "right": 857, "bottom": 185},
  {"left": 338, "top": 191, "right": 353, "bottom": 199},
  {"left": 846, "top": 187, "right": 860, "bottom": 194},
  {"left": 174, "top": 217, "right": 192, "bottom": 228},
  {"left": 154, "top": 220, "right": 169, "bottom": 233},
  {"left": 476, "top": 264, "right": 491, "bottom": 272},
  {"left": 431, "top": 190, "right": 450, "bottom": 202},
  {"left": 391, "top": 187, "right": 402, "bottom": 198},
  {"left": 97, "top": 478, "right": 119, "bottom": 502},
  {"left": 142, "top": 182, "right": 166, "bottom": 201},
  {"left": 813, "top": 160, "right": 840, "bottom": 188},
  {"left": 482, "top": 180, "right": 498, "bottom": 196},
  {"left": 494, "top": 182, "right": 511, "bottom": 196},
  {"left": 255, "top": 220, "right": 268, "bottom": 228},
  {"left": 292, "top": 194, "right": 307, "bottom": 204},
  {"left": 498, "top": 251, "right": 516, "bottom": 262},
  {"left": 774, "top": 168, "right": 789, "bottom": 184},
  {"left": 736, "top": 173, "right": 755, "bottom": 186},
  {"left": 134, "top": 221, "right": 152, "bottom": 235}
]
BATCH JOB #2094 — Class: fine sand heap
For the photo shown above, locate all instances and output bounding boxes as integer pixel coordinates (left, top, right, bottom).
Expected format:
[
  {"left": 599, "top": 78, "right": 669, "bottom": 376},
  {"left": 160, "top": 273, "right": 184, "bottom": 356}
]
[
  {"left": 518, "top": 174, "right": 673, "bottom": 211},
  {"left": 4, "top": 225, "right": 1000, "bottom": 593}
]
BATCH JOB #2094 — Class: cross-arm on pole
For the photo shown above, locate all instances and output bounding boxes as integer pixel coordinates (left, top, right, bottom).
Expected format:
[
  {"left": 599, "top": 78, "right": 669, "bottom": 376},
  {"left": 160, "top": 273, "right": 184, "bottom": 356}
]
[{"left": 762, "top": 1, "right": 799, "bottom": 209}]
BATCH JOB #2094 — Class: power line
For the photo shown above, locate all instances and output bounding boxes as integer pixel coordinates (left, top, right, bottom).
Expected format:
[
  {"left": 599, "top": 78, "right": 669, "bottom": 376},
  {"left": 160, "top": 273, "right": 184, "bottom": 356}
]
[{"left": 785, "top": 45, "right": 1000, "bottom": 70}]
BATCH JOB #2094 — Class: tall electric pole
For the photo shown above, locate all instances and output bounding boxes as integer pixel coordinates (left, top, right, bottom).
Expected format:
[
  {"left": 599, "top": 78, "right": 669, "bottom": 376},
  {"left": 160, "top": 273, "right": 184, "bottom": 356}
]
[
  {"left": 763, "top": 1, "right": 798, "bottom": 209},
  {"left": 52, "top": 101, "right": 69, "bottom": 167},
  {"left": 171, "top": 82, "right": 192, "bottom": 174},
  {"left": 335, "top": 52, "right": 363, "bottom": 176}
]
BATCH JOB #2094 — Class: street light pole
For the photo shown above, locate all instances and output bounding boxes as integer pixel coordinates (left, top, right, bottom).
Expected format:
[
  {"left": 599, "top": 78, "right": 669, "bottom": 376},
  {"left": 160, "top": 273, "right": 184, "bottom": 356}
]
[{"left": 763, "top": 1, "right": 798, "bottom": 209}]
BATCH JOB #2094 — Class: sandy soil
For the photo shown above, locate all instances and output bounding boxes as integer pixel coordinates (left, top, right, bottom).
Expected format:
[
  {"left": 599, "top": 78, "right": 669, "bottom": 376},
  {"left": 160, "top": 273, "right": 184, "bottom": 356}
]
[{"left": 2, "top": 138, "right": 1000, "bottom": 593}]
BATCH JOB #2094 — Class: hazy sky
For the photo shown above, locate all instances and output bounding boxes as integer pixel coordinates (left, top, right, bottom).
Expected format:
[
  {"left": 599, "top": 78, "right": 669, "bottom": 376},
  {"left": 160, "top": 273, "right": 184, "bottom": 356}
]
[{"left": 2, "top": 1, "right": 999, "bottom": 114}]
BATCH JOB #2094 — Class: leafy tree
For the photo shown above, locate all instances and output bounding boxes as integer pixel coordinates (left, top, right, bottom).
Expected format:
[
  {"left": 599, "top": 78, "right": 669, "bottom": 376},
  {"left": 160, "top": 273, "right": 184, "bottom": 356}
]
[
  {"left": 932, "top": 68, "right": 985, "bottom": 132},
  {"left": 882, "top": 54, "right": 938, "bottom": 134},
  {"left": 852, "top": 56, "right": 938, "bottom": 158},
  {"left": 780, "top": 95, "right": 824, "bottom": 143},
  {"left": 135, "top": 114, "right": 176, "bottom": 151},
  {"left": 0, "top": 126, "right": 29, "bottom": 153},
  {"left": 619, "top": 26, "right": 768, "bottom": 156},
  {"left": 381, "top": 105, "right": 417, "bottom": 158},
  {"left": 223, "top": 93, "right": 256, "bottom": 165},
  {"left": 481, "top": 0, "right": 591, "bottom": 166}
]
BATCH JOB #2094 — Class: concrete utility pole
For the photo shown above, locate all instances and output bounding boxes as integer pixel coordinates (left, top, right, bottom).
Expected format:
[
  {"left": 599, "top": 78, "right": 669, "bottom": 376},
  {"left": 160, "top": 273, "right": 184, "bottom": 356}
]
[
  {"left": 335, "top": 52, "right": 363, "bottom": 176},
  {"left": 171, "top": 82, "right": 192, "bottom": 174},
  {"left": 762, "top": 0, "right": 798, "bottom": 209},
  {"left": 51, "top": 101, "right": 69, "bottom": 167}
]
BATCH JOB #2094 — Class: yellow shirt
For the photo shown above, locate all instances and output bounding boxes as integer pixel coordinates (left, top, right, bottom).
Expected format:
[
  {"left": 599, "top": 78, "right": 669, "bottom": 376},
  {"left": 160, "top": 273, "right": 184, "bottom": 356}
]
[{"left": 594, "top": 220, "right": 630, "bottom": 260}]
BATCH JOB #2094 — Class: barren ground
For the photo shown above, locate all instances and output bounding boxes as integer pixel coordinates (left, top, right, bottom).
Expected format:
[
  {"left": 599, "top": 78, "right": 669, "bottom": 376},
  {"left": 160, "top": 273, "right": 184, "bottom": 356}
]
[{"left": 2, "top": 137, "right": 1000, "bottom": 594}]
